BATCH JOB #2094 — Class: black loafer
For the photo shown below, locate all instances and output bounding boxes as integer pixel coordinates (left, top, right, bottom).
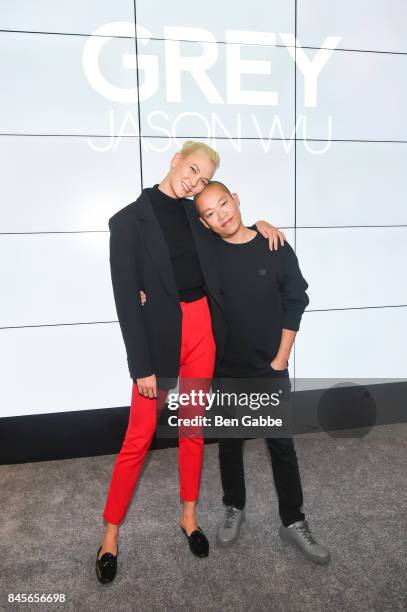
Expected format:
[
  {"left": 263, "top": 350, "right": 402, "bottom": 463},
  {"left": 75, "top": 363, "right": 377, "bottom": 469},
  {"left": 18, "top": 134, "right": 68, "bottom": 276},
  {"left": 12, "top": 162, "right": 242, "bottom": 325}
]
[
  {"left": 95, "top": 544, "right": 118, "bottom": 584},
  {"left": 181, "top": 526, "right": 209, "bottom": 558}
]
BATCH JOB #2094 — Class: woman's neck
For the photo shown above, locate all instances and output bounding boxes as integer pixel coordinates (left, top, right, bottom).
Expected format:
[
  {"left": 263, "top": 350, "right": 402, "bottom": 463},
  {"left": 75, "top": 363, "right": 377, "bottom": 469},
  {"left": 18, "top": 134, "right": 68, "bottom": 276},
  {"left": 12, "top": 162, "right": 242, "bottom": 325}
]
[{"left": 157, "top": 177, "right": 178, "bottom": 199}]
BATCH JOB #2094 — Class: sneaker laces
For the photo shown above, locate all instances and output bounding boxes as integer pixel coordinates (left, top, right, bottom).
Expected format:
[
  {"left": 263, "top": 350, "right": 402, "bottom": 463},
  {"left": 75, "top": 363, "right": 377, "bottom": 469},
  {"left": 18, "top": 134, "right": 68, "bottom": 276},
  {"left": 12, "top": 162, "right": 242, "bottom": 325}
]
[
  {"left": 224, "top": 506, "right": 239, "bottom": 528},
  {"left": 295, "top": 520, "right": 318, "bottom": 545}
]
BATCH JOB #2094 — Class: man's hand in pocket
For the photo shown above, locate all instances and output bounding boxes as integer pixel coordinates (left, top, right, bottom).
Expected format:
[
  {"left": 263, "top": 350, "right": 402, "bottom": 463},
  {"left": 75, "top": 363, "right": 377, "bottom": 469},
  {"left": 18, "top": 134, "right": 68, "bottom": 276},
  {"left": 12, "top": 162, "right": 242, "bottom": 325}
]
[{"left": 270, "top": 358, "right": 288, "bottom": 371}]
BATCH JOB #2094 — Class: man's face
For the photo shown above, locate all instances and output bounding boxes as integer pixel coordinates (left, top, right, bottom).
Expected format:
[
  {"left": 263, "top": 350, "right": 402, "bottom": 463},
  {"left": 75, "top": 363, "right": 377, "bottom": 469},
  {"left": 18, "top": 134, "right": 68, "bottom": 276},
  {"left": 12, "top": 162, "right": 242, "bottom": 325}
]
[
  {"left": 195, "top": 185, "right": 242, "bottom": 238},
  {"left": 169, "top": 151, "right": 216, "bottom": 198}
]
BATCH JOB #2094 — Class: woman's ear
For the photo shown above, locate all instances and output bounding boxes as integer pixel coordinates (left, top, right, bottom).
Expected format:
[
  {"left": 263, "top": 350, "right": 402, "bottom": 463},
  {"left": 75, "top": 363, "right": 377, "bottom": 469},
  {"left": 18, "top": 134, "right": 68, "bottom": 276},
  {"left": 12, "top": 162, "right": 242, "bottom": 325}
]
[{"left": 171, "top": 152, "right": 181, "bottom": 168}]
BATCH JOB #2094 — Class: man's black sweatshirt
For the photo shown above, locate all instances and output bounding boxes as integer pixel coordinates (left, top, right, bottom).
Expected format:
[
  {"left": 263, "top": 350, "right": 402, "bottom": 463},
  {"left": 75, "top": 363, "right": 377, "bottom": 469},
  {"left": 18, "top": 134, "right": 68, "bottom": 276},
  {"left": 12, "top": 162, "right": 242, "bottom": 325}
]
[{"left": 215, "top": 231, "right": 309, "bottom": 377}]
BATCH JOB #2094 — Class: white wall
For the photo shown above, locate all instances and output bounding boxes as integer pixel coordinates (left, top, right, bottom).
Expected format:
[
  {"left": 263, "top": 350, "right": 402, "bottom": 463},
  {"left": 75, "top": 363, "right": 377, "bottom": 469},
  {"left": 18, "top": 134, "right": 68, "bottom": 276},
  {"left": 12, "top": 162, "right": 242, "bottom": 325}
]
[{"left": 1, "top": 1, "right": 405, "bottom": 416}]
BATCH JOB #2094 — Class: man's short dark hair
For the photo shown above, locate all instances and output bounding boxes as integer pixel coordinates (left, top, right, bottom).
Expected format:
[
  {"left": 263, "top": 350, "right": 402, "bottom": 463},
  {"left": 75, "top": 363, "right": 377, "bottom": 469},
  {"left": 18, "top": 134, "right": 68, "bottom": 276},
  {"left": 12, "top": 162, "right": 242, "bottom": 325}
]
[{"left": 193, "top": 180, "right": 232, "bottom": 207}]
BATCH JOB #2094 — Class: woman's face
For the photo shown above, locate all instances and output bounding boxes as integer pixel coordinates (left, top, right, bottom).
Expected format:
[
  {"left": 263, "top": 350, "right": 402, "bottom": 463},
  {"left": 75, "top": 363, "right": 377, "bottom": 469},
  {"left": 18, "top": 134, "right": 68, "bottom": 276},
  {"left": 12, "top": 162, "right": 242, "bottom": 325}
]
[{"left": 169, "top": 151, "right": 217, "bottom": 198}]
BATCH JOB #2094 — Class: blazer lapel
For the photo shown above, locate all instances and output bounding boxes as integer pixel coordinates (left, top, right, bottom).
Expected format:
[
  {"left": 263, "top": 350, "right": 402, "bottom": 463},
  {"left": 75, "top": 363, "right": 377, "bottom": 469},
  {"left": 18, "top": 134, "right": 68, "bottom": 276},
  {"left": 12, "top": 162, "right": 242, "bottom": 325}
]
[
  {"left": 183, "top": 199, "right": 225, "bottom": 313},
  {"left": 135, "top": 189, "right": 180, "bottom": 306}
]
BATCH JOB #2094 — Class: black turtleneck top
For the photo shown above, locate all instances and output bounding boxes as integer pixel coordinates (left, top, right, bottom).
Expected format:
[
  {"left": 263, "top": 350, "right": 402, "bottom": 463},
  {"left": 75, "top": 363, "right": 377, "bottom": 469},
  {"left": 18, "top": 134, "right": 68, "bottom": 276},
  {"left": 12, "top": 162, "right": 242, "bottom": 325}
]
[{"left": 149, "top": 184, "right": 206, "bottom": 302}]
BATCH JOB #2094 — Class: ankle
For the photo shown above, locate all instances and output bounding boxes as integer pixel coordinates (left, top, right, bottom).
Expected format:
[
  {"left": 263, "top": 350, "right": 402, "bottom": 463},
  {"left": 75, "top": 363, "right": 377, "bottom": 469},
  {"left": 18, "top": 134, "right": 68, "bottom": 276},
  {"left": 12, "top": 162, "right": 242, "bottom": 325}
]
[
  {"left": 180, "top": 515, "right": 198, "bottom": 530},
  {"left": 104, "top": 527, "right": 119, "bottom": 539},
  {"left": 181, "top": 512, "right": 196, "bottom": 521}
]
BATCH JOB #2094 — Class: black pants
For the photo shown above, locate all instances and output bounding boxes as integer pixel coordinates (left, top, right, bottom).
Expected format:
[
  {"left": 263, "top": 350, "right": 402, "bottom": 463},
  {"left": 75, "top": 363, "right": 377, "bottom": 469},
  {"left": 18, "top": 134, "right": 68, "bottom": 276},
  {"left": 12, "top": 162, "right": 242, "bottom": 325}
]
[{"left": 216, "top": 366, "right": 305, "bottom": 528}]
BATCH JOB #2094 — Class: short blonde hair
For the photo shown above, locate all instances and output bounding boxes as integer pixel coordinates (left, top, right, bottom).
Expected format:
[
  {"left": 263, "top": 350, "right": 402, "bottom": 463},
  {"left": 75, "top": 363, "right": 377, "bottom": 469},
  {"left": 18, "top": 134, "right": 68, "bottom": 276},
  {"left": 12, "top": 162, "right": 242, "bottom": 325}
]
[{"left": 179, "top": 140, "right": 220, "bottom": 169}]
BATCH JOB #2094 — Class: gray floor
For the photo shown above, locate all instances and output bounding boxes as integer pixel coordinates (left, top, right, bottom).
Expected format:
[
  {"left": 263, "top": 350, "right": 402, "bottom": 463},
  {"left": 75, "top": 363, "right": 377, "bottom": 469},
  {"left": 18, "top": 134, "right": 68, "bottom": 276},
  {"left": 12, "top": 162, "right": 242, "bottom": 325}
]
[{"left": 1, "top": 427, "right": 406, "bottom": 612}]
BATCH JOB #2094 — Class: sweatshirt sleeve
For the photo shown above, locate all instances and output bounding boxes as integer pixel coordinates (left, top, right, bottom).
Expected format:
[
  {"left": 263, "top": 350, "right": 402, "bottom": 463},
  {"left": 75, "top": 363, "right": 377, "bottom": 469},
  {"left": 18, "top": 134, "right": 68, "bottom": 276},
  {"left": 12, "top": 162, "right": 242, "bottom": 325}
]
[
  {"left": 279, "top": 242, "right": 310, "bottom": 331},
  {"left": 109, "top": 216, "right": 154, "bottom": 380}
]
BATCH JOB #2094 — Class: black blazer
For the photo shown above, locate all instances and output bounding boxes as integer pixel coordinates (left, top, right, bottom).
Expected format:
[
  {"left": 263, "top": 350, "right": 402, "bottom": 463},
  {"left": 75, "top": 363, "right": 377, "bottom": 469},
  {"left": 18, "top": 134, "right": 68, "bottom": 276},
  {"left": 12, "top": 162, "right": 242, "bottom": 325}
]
[{"left": 108, "top": 187, "right": 227, "bottom": 382}]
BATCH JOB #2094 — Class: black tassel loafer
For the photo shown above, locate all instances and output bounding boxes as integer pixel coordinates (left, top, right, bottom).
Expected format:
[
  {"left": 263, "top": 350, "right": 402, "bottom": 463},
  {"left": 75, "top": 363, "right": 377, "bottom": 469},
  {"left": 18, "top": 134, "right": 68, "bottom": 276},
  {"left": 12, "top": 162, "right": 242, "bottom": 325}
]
[
  {"left": 180, "top": 526, "right": 209, "bottom": 558},
  {"left": 95, "top": 545, "right": 118, "bottom": 584}
]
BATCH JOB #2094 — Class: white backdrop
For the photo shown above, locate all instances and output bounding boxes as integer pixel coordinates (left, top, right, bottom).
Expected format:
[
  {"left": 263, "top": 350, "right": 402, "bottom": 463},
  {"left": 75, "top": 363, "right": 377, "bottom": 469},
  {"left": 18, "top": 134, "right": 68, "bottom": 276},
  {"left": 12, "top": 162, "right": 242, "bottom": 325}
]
[{"left": 1, "top": 0, "right": 406, "bottom": 417}]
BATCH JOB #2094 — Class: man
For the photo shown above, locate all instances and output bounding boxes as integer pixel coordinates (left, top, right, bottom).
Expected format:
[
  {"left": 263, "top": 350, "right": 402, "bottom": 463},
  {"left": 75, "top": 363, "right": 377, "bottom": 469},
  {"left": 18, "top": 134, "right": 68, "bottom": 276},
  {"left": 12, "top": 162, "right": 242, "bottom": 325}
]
[
  {"left": 96, "top": 141, "right": 285, "bottom": 583},
  {"left": 193, "top": 180, "right": 331, "bottom": 565}
]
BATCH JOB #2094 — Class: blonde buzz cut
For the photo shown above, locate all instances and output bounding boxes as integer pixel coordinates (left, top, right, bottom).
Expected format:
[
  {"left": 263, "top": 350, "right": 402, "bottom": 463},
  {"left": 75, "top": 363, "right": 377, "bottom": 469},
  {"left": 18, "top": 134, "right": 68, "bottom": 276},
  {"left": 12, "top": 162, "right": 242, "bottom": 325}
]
[{"left": 179, "top": 140, "right": 220, "bottom": 169}]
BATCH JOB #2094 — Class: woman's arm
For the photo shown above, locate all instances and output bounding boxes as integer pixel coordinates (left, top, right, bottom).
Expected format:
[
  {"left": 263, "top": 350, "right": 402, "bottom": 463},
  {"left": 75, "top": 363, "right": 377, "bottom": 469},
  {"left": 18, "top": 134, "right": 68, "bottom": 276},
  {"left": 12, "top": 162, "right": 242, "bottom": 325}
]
[
  {"left": 109, "top": 217, "right": 154, "bottom": 383},
  {"left": 252, "top": 221, "right": 286, "bottom": 251}
]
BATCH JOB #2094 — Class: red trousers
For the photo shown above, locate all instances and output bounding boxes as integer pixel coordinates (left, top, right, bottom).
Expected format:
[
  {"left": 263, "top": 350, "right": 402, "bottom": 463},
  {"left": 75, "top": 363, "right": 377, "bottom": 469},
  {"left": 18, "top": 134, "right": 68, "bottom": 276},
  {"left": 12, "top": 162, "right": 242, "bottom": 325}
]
[{"left": 103, "top": 296, "right": 216, "bottom": 525}]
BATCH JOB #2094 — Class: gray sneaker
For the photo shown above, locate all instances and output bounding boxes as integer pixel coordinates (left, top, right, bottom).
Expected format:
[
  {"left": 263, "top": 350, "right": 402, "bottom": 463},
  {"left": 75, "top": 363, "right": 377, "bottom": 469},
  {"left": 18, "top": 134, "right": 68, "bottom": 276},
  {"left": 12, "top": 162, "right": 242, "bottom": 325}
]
[
  {"left": 217, "top": 506, "right": 245, "bottom": 547},
  {"left": 279, "top": 520, "right": 331, "bottom": 565}
]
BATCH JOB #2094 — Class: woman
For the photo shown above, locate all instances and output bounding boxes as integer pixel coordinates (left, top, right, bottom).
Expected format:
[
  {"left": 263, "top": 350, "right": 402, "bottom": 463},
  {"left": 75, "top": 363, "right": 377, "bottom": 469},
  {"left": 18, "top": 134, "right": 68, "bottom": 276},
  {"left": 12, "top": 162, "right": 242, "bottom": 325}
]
[{"left": 96, "top": 141, "right": 285, "bottom": 583}]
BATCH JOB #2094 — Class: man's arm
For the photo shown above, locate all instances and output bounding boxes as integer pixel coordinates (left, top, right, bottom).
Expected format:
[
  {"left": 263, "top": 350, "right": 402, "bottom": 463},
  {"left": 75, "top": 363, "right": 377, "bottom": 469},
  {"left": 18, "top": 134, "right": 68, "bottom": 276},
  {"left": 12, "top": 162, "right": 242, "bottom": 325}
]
[
  {"left": 109, "top": 218, "right": 154, "bottom": 384},
  {"left": 272, "top": 242, "right": 309, "bottom": 369},
  {"left": 271, "top": 329, "right": 297, "bottom": 370}
]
